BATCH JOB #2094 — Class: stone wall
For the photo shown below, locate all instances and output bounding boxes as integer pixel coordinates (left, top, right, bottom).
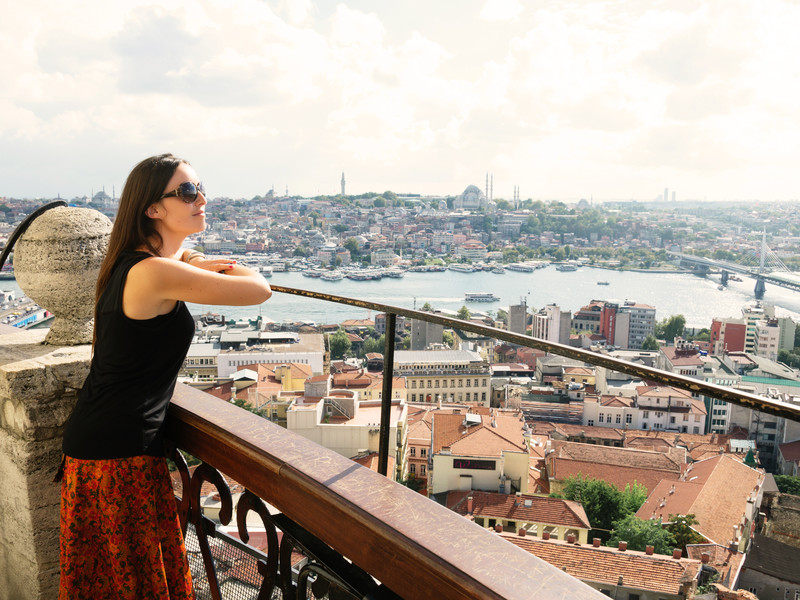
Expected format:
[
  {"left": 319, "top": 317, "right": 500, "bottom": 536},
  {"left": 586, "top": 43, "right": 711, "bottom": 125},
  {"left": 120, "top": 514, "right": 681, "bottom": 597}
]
[
  {"left": 0, "top": 327, "right": 90, "bottom": 600},
  {"left": 761, "top": 492, "right": 800, "bottom": 548}
]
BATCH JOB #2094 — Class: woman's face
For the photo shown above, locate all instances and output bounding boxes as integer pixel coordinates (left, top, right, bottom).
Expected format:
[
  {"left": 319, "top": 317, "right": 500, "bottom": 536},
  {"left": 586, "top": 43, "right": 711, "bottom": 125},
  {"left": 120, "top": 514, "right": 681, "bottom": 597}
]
[{"left": 149, "top": 163, "right": 207, "bottom": 237}]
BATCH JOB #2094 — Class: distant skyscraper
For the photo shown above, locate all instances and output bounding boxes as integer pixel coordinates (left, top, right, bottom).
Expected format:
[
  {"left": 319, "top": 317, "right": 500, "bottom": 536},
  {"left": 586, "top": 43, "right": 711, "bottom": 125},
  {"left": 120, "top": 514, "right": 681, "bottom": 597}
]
[
  {"left": 341, "top": 172, "right": 346, "bottom": 196},
  {"left": 664, "top": 187, "right": 669, "bottom": 203}
]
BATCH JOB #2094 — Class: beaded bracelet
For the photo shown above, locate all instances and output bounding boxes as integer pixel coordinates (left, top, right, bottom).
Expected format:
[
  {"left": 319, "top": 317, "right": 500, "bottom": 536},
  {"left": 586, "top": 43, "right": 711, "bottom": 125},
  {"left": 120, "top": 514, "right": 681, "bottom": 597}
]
[{"left": 185, "top": 251, "right": 206, "bottom": 263}]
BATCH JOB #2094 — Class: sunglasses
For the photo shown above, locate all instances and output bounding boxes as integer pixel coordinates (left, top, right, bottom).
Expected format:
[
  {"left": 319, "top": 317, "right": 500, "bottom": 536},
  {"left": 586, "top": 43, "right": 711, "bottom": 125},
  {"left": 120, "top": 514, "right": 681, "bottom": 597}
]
[{"left": 160, "top": 181, "right": 206, "bottom": 202}]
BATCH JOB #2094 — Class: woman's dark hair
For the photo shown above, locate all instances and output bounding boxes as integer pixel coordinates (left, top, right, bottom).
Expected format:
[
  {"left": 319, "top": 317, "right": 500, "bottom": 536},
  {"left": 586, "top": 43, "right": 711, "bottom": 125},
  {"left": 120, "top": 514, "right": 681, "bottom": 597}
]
[{"left": 95, "top": 153, "right": 188, "bottom": 311}]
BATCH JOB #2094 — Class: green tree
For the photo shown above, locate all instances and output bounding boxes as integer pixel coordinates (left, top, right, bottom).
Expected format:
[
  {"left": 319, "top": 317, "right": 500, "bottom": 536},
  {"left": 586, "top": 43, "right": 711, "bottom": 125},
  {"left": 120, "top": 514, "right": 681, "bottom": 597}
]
[
  {"left": 655, "top": 314, "right": 686, "bottom": 341},
  {"left": 344, "top": 237, "right": 360, "bottom": 258},
  {"left": 559, "top": 476, "right": 648, "bottom": 542},
  {"left": 373, "top": 197, "right": 386, "bottom": 208},
  {"left": 457, "top": 305, "right": 471, "bottom": 320},
  {"left": 421, "top": 301, "right": 433, "bottom": 312},
  {"left": 774, "top": 475, "right": 800, "bottom": 495},
  {"left": 329, "top": 328, "right": 351, "bottom": 359},
  {"left": 364, "top": 334, "right": 386, "bottom": 355},
  {"left": 641, "top": 334, "right": 660, "bottom": 351},
  {"left": 232, "top": 397, "right": 268, "bottom": 418},
  {"left": 333, "top": 223, "right": 348, "bottom": 233},
  {"left": 666, "top": 514, "right": 706, "bottom": 554},
  {"left": 607, "top": 515, "right": 676, "bottom": 555},
  {"left": 400, "top": 474, "right": 425, "bottom": 492},
  {"left": 442, "top": 330, "right": 454, "bottom": 347}
]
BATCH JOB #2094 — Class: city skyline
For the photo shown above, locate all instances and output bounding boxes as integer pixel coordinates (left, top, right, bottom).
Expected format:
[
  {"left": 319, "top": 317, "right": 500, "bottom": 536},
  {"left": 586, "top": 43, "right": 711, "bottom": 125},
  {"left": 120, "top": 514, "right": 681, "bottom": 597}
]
[{"left": 3, "top": 1, "right": 800, "bottom": 202}]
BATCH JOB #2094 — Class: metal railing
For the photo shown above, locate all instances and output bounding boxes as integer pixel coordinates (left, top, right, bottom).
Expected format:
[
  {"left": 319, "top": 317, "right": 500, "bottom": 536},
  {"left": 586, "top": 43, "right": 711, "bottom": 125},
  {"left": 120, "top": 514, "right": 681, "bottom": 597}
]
[{"left": 167, "top": 283, "right": 800, "bottom": 599}]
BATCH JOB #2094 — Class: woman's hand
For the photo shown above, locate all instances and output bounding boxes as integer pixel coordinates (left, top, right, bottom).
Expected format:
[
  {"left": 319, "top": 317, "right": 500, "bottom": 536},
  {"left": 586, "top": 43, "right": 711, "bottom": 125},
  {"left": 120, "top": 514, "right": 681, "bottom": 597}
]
[{"left": 189, "top": 256, "right": 237, "bottom": 273}]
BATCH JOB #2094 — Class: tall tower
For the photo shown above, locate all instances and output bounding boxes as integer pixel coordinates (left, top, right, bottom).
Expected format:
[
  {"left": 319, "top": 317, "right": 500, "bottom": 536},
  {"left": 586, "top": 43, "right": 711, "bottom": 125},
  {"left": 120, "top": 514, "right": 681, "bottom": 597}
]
[
  {"left": 341, "top": 172, "right": 346, "bottom": 196},
  {"left": 485, "top": 173, "right": 489, "bottom": 202},
  {"left": 490, "top": 175, "right": 493, "bottom": 202}
]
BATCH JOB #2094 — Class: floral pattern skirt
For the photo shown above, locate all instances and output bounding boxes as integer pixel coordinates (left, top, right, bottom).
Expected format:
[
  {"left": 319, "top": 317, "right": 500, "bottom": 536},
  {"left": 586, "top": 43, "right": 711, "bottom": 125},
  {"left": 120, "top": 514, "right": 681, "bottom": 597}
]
[{"left": 59, "top": 455, "right": 194, "bottom": 599}]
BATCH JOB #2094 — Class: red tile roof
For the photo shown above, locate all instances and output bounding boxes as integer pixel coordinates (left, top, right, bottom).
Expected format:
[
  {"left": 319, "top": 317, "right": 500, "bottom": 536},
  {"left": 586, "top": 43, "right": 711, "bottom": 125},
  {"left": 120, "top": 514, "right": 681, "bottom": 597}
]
[
  {"left": 502, "top": 534, "right": 701, "bottom": 595},
  {"left": 779, "top": 439, "right": 800, "bottom": 462},
  {"left": 447, "top": 490, "right": 590, "bottom": 529},
  {"left": 635, "top": 454, "right": 763, "bottom": 546}
]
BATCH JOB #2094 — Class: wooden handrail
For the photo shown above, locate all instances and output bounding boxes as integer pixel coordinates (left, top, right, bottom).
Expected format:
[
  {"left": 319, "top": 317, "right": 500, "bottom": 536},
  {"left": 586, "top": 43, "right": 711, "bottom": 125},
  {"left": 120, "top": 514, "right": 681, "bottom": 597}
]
[{"left": 166, "top": 384, "right": 607, "bottom": 600}]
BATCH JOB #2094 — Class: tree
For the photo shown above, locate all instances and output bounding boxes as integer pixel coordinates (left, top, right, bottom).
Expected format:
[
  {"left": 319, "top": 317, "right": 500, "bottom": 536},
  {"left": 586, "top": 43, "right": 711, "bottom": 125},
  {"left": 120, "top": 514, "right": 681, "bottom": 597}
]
[
  {"left": 344, "top": 237, "right": 360, "bottom": 258},
  {"left": 655, "top": 314, "right": 686, "bottom": 342},
  {"left": 363, "top": 334, "right": 386, "bottom": 356},
  {"left": 232, "top": 397, "right": 268, "bottom": 418},
  {"left": 373, "top": 197, "right": 386, "bottom": 208},
  {"left": 607, "top": 515, "right": 676, "bottom": 555},
  {"left": 421, "top": 301, "right": 433, "bottom": 312},
  {"left": 559, "top": 476, "right": 648, "bottom": 542},
  {"left": 774, "top": 475, "right": 800, "bottom": 495},
  {"left": 666, "top": 514, "right": 706, "bottom": 554},
  {"left": 442, "top": 330, "right": 454, "bottom": 347},
  {"left": 400, "top": 474, "right": 425, "bottom": 493},
  {"left": 457, "top": 305, "right": 471, "bottom": 321},
  {"left": 641, "top": 334, "right": 660, "bottom": 351},
  {"left": 329, "top": 328, "right": 351, "bottom": 359}
]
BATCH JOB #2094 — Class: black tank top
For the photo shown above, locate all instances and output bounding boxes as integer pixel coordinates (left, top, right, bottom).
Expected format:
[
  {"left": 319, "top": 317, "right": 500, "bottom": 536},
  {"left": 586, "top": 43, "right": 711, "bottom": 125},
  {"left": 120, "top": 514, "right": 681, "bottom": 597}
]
[{"left": 62, "top": 250, "right": 194, "bottom": 459}]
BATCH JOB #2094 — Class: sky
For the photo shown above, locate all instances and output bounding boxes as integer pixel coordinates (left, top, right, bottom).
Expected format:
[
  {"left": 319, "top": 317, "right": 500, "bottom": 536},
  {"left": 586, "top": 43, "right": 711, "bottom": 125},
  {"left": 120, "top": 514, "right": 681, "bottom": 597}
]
[{"left": 2, "top": 0, "right": 800, "bottom": 202}]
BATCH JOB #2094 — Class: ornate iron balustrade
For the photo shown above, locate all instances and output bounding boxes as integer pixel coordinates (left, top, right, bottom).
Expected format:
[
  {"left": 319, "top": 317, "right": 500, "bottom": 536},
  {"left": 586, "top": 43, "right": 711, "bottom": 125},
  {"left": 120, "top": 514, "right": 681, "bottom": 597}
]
[
  {"left": 167, "top": 284, "right": 800, "bottom": 599},
  {"left": 165, "top": 385, "right": 607, "bottom": 599}
]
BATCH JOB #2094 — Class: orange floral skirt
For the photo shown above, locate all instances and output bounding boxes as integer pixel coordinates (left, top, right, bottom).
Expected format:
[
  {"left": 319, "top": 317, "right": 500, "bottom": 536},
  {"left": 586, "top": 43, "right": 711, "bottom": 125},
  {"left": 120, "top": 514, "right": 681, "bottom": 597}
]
[{"left": 59, "top": 455, "right": 194, "bottom": 599}]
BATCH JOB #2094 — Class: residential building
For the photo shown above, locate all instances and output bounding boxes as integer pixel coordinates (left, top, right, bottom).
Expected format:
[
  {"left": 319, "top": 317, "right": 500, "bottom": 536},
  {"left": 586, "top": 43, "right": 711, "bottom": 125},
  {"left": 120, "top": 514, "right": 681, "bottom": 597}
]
[
  {"left": 503, "top": 533, "right": 702, "bottom": 599},
  {"left": 429, "top": 410, "right": 528, "bottom": 495},
  {"left": 532, "top": 303, "right": 571, "bottom": 345},
  {"left": 447, "top": 490, "right": 592, "bottom": 543},
  {"left": 395, "top": 349, "right": 491, "bottom": 405},
  {"left": 545, "top": 440, "right": 683, "bottom": 496},
  {"left": 736, "top": 534, "right": 800, "bottom": 600},
  {"left": 636, "top": 454, "right": 764, "bottom": 551},
  {"left": 709, "top": 317, "right": 746, "bottom": 356}
]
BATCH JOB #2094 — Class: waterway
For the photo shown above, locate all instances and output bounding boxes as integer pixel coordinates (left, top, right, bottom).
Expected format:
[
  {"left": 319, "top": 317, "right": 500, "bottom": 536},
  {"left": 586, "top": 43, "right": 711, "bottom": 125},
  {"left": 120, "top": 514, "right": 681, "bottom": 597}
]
[{"left": 7, "top": 265, "right": 799, "bottom": 328}]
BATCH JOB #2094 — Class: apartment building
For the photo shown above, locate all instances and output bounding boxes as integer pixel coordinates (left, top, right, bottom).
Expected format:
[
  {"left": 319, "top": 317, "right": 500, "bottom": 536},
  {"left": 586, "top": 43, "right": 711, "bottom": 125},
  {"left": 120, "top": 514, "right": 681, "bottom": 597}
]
[{"left": 394, "top": 349, "right": 491, "bottom": 405}]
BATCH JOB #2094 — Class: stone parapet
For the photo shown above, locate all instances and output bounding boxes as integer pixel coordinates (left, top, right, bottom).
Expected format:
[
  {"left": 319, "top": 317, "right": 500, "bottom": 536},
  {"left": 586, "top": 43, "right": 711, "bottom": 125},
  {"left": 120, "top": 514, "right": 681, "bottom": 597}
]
[{"left": 0, "top": 327, "right": 90, "bottom": 600}]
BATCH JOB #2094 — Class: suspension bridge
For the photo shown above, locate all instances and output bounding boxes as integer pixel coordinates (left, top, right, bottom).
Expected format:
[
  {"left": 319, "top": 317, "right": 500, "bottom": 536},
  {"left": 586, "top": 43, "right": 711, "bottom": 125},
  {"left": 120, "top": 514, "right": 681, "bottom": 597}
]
[{"left": 666, "top": 232, "right": 800, "bottom": 299}]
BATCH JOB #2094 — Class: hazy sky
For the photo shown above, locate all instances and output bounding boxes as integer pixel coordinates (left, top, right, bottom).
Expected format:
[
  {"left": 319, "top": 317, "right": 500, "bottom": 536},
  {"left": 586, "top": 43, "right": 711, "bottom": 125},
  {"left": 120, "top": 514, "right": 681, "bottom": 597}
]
[{"left": 3, "top": 0, "right": 800, "bottom": 202}]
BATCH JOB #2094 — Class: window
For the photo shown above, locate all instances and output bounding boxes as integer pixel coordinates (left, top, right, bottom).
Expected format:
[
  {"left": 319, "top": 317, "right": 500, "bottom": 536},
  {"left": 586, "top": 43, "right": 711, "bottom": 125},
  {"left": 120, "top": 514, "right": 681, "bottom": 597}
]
[
  {"left": 458, "top": 380, "right": 463, "bottom": 387},
  {"left": 481, "top": 392, "right": 486, "bottom": 402},
  {"left": 410, "top": 464, "right": 416, "bottom": 474},
  {"left": 411, "top": 394, "right": 416, "bottom": 402},
  {"left": 482, "top": 379, "right": 487, "bottom": 386},
  {"left": 410, "top": 447, "right": 416, "bottom": 456},
  {"left": 435, "top": 380, "right": 439, "bottom": 388},
  {"left": 670, "top": 416, "right": 676, "bottom": 424},
  {"left": 411, "top": 380, "right": 417, "bottom": 389},
  {"left": 693, "top": 427, "right": 699, "bottom": 434},
  {"left": 615, "top": 415, "right": 621, "bottom": 424},
  {"left": 599, "top": 413, "right": 605, "bottom": 422},
  {"left": 625, "top": 414, "right": 632, "bottom": 424},
  {"left": 466, "top": 379, "right": 471, "bottom": 387},
  {"left": 683, "top": 414, "right": 689, "bottom": 421},
  {"left": 588, "top": 420, "right": 594, "bottom": 426},
  {"left": 421, "top": 448, "right": 427, "bottom": 457},
  {"left": 420, "top": 465, "right": 426, "bottom": 475},
  {"left": 642, "top": 411, "right": 649, "bottom": 418},
  {"left": 465, "top": 393, "right": 470, "bottom": 401},
  {"left": 474, "top": 379, "right": 478, "bottom": 387}
]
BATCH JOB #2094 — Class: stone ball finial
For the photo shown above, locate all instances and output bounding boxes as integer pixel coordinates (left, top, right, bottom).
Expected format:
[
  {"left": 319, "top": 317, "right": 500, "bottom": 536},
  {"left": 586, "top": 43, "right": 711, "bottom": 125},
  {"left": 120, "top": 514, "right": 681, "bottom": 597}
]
[{"left": 13, "top": 206, "right": 112, "bottom": 345}]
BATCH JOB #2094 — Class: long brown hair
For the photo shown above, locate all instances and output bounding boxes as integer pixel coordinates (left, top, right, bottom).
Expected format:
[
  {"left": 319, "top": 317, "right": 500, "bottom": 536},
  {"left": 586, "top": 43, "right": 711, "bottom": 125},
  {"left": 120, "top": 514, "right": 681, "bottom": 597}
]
[{"left": 95, "top": 153, "right": 187, "bottom": 316}]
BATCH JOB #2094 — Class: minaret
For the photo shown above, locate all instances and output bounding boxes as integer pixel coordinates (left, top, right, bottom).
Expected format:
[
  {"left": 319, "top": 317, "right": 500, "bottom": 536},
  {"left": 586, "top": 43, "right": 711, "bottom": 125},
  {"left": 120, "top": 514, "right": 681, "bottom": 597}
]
[
  {"left": 341, "top": 172, "right": 346, "bottom": 195},
  {"left": 485, "top": 173, "right": 489, "bottom": 201},
  {"left": 490, "top": 175, "right": 493, "bottom": 202}
]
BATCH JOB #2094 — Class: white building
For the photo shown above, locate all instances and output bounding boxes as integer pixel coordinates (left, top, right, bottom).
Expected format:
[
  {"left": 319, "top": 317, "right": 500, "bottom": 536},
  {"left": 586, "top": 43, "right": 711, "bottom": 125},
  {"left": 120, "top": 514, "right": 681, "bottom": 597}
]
[{"left": 394, "top": 349, "right": 491, "bottom": 405}]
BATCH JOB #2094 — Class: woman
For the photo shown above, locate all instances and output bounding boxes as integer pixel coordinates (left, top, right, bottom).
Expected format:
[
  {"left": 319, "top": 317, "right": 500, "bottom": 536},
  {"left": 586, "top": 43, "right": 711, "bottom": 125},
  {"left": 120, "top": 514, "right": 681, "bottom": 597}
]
[{"left": 59, "top": 153, "right": 272, "bottom": 599}]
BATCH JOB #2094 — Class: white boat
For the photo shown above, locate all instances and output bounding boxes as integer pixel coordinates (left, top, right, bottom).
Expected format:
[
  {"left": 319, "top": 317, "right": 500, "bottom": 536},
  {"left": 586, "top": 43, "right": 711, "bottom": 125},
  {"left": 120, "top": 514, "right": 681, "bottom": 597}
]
[
  {"left": 491, "top": 266, "right": 505, "bottom": 274},
  {"left": 321, "top": 271, "right": 344, "bottom": 282},
  {"left": 449, "top": 264, "right": 474, "bottom": 273},
  {"left": 260, "top": 265, "right": 273, "bottom": 277},
  {"left": 556, "top": 263, "right": 578, "bottom": 272},
  {"left": 383, "top": 268, "right": 406, "bottom": 278},
  {"left": 506, "top": 263, "right": 534, "bottom": 272},
  {"left": 465, "top": 293, "right": 500, "bottom": 302}
]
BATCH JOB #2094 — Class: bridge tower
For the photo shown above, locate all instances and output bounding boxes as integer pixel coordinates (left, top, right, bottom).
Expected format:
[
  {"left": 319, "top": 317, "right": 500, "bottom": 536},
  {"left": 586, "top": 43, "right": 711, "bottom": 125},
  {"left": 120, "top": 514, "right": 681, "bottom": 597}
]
[{"left": 755, "top": 277, "right": 766, "bottom": 299}]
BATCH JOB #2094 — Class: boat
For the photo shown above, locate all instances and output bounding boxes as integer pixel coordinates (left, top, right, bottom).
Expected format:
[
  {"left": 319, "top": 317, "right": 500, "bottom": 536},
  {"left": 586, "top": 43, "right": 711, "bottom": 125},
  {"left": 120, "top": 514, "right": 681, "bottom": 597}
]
[
  {"left": 260, "top": 265, "right": 273, "bottom": 277},
  {"left": 321, "top": 271, "right": 344, "bottom": 282},
  {"left": 491, "top": 266, "right": 505, "bottom": 274},
  {"left": 465, "top": 293, "right": 500, "bottom": 302},
  {"left": 383, "top": 268, "right": 406, "bottom": 278},
  {"left": 597, "top": 281, "right": 609, "bottom": 286},
  {"left": 506, "top": 263, "right": 534, "bottom": 272},
  {"left": 448, "top": 264, "right": 474, "bottom": 273},
  {"left": 303, "top": 269, "right": 323, "bottom": 278},
  {"left": 556, "top": 263, "right": 578, "bottom": 272}
]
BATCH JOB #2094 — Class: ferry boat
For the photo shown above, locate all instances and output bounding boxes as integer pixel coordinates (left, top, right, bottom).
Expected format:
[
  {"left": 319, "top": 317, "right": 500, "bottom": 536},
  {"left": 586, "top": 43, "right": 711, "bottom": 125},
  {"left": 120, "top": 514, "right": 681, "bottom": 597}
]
[
  {"left": 555, "top": 263, "right": 578, "bottom": 272},
  {"left": 464, "top": 293, "right": 500, "bottom": 302},
  {"left": 260, "top": 265, "right": 273, "bottom": 277},
  {"left": 491, "top": 266, "right": 505, "bottom": 274},
  {"left": 506, "top": 263, "right": 534, "bottom": 272},
  {"left": 320, "top": 271, "right": 344, "bottom": 282},
  {"left": 448, "top": 264, "right": 474, "bottom": 273},
  {"left": 382, "top": 268, "right": 406, "bottom": 278}
]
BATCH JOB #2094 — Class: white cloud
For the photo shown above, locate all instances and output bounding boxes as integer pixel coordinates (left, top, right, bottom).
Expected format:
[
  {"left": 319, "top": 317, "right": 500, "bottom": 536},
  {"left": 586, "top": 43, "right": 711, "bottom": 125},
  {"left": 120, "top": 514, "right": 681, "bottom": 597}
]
[
  {"left": 1, "top": 0, "right": 800, "bottom": 200},
  {"left": 480, "top": 0, "right": 523, "bottom": 22}
]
